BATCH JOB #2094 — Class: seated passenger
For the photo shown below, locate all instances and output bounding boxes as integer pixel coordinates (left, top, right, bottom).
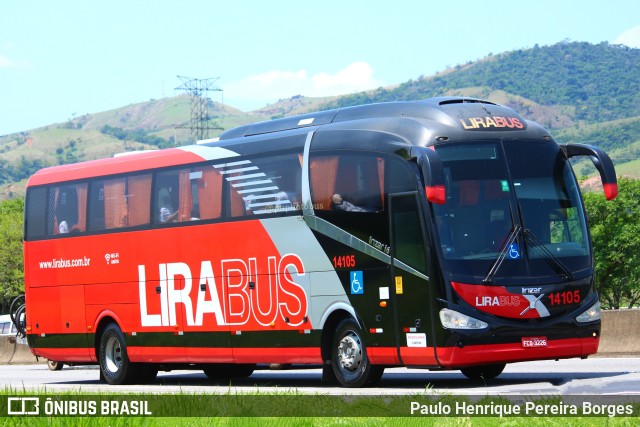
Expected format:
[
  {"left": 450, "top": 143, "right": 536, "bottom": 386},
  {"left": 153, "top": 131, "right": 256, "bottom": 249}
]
[
  {"left": 58, "top": 220, "right": 69, "bottom": 234},
  {"left": 159, "top": 196, "right": 178, "bottom": 223},
  {"left": 331, "top": 194, "right": 374, "bottom": 212}
]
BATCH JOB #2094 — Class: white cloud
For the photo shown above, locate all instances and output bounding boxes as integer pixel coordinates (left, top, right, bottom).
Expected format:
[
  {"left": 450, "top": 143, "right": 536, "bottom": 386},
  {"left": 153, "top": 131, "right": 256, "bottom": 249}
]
[
  {"left": 0, "top": 42, "right": 29, "bottom": 69},
  {"left": 223, "top": 62, "right": 385, "bottom": 111},
  {"left": 613, "top": 25, "right": 640, "bottom": 48},
  {"left": 0, "top": 53, "right": 14, "bottom": 68}
]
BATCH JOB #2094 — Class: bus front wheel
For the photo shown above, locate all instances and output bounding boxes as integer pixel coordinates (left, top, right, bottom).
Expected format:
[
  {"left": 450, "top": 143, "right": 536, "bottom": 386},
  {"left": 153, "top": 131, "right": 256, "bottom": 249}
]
[
  {"left": 460, "top": 363, "right": 506, "bottom": 381},
  {"left": 331, "top": 318, "right": 383, "bottom": 387},
  {"left": 98, "top": 323, "right": 137, "bottom": 385}
]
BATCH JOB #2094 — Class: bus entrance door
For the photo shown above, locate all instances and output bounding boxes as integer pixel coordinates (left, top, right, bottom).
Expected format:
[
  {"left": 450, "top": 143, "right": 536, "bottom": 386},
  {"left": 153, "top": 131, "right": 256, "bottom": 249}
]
[{"left": 388, "top": 192, "right": 437, "bottom": 366}]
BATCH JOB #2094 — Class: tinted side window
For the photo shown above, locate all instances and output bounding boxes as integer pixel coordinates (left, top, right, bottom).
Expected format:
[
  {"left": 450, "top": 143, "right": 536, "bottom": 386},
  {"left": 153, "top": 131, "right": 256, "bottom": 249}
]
[
  {"left": 310, "top": 153, "right": 415, "bottom": 212},
  {"left": 188, "top": 166, "right": 223, "bottom": 221},
  {"left": 153, "top": 169, "right": 184, "bottom": 225},
  {"left": 217, "top": 152, "right": 302, "bottom": 218},
  {"left": 48, "top": 183, "right": 88, "bottom": 235},
  {"left": 310, "top": 153, "right": 415, "bottom": 243},
  {"left": 310, "top": 153, "right": 384, "bottom": 213},
  {"left": 89, "top": 174, "right": 151, "bottom": 231},
  {"left": 391, "top": 194, "right": 428, "bottom": 273},
  {"left": 25, "top": 187, "right": 47, "bottom": 240},
  {"left": 153, "top": 167, "right": 224, "bottom": 224}
]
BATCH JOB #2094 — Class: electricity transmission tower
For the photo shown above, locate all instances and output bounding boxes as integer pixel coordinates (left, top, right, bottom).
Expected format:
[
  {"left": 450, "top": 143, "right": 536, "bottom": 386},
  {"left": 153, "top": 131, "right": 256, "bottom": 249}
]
[{"left": 175, "top": 76, "right": 224, "bottom": 141}]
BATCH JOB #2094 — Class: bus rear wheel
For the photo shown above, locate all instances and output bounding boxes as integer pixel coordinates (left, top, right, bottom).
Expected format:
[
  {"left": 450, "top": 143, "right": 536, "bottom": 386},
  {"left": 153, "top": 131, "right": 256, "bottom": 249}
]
[
  {"left": 331, "top": 318, "right": 383, "bottom": 387},
  {"left": 47, "top": 360, "right": 64, "bottom": 371},
  {"left": 460, "top": 363, "right": 506, "bottom": 381},
  {"left": 99, "top": 323, "right": 137, "bottom": 385}
]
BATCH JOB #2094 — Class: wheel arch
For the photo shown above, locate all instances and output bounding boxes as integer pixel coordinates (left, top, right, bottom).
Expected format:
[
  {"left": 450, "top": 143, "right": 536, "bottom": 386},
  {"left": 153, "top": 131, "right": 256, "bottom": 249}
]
[
  {"left": 319, "top": 303, "right": 363, "bottom": 363},
  {"left": 93, "top": 312, "right": 120, "bottom": 362}
]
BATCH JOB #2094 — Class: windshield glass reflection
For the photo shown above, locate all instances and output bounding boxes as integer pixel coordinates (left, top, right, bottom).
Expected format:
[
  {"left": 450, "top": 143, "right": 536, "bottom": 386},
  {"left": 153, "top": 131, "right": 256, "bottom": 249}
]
[{"left": 432, "top": 139, "right": 590, "bottom": 284}]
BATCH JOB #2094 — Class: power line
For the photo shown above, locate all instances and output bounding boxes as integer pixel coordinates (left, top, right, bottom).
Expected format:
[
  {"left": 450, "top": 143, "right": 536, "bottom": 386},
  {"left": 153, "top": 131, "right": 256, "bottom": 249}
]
[{"left": 175, "top": 76, "right": 224, "bottom": 141}]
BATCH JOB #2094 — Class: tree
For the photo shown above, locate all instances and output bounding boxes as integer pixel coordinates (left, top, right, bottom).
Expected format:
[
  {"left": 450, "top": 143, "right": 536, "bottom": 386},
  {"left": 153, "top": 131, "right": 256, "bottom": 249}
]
[
  {"left": 0, "top": 197, "right": 24, "bottom": 314},
  {"left": 584, "top": 178, "right": 640, "bottom": 309}
]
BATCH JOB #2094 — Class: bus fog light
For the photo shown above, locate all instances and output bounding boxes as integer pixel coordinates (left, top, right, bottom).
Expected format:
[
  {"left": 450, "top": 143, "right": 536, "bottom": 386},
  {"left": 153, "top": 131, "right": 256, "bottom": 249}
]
[
  {"left": 576, "top": 301, "right": 601, "bottom": 323},
  {"left": 439, "top": 308, "right": 488, "bottom": 330}
]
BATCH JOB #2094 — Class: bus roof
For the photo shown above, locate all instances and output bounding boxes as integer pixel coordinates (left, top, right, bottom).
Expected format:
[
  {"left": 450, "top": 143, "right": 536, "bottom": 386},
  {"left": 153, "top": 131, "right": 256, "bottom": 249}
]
[
  {"left": 27, "top": 97, "right": 552, "bottom": 187},
  {"left": 218, "top": 97, "right": 545, "bottom": 139}
]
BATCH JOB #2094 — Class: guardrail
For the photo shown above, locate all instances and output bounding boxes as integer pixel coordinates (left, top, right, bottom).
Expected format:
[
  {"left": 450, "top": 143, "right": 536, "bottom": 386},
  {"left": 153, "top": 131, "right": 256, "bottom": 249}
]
[
  {"left": 0, "top": 335, "right": 37, "bottom": 364},
  {"left": 599, "top": 309, "right": 640, "bottom": 355}
]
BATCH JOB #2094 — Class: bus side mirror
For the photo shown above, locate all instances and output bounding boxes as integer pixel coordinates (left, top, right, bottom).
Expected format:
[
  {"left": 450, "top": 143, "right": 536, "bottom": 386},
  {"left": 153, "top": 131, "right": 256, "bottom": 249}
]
[
  {"left": 417, "top": 149, "right": 446, "bottom": 204},
  {"left": 562, "top": 143, "right": 618, "bottom": 201}
]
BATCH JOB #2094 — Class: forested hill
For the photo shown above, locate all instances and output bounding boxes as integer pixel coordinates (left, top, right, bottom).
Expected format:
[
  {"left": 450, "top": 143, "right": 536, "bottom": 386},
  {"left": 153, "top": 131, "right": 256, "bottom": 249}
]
[{"left": 322, "top": 42, "right": 640, "bottom": 125}]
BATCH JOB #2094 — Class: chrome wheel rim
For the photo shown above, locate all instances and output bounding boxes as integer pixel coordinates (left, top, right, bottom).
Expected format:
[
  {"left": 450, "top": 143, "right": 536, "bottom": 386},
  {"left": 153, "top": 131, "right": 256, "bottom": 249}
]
[
  {"left": 104, "top": 336, "right": 123, "bottom": 374},
  {"left": 337, "top": 331, "right": 362, "bottom": 372}
]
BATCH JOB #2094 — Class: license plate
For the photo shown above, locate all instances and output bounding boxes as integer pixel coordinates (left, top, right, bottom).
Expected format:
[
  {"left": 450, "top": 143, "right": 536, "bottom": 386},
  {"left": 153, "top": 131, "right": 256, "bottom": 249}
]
[{"left": 522, "top": 336, "right": 547, "bottom": 348}]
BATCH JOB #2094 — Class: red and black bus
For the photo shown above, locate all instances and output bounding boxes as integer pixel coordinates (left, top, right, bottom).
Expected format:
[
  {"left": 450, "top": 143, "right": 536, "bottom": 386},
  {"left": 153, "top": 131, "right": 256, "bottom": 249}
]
[{"left": 23, "top": 98, "right": 617, "bottom": 386}]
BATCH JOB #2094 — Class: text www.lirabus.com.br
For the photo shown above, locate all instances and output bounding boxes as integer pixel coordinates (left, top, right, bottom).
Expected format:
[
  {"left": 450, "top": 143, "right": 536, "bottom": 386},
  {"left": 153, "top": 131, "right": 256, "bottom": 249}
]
[{"left": 39, "top": 257, "right": 91, "bottom": 269}]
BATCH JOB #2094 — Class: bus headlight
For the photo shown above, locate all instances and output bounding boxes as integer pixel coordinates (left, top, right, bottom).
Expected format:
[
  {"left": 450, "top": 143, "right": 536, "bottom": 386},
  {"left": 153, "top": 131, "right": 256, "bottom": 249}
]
[
  {"left": 439, "top": 308, "right": 488, "bottom": 330},
  {"left": 576, "top": 301, "right": 601, "bottom": 323}
]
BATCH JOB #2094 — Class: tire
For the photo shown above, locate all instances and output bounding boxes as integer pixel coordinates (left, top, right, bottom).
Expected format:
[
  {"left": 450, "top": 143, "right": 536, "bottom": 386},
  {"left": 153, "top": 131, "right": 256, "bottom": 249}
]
[
  {"left": 203, "top": 364, "right": 256, "bottom": 380},
  {"left": 460, "top": 363, "right": 506, "bottom": 381},
  {"left": 331, "top": 318, "right": 381, "bottom": 387},
  {"left": 47, "top": 360, "right": 64, "bottom": 371},
  {"left": 98, "top": 323, "right": 137, "bottom": 385}
]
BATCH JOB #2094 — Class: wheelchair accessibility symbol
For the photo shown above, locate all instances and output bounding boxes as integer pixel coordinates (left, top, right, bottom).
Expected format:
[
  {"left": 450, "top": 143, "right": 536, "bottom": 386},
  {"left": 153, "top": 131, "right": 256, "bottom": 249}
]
[
  {"left": 508, "top": 243, "right": 521, "bottom": 259},
  {"left": 350, "top": 271, "right": 364, "bottom": 294}
]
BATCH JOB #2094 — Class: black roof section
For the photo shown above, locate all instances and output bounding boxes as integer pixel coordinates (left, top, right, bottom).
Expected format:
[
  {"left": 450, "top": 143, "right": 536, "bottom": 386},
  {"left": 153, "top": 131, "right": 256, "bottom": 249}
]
[{"left": 218, "top": 97, "right": 549, "bottom": 142}]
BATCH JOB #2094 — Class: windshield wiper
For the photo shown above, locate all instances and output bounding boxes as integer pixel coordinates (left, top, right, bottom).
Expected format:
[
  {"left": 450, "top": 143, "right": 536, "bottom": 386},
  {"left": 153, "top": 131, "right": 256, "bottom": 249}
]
[
  {"left": 523, "top": 229, "right": 573, "bottom": 281},
  {"left": 483, "top": 224, "right": 522, "bottom": 284}
]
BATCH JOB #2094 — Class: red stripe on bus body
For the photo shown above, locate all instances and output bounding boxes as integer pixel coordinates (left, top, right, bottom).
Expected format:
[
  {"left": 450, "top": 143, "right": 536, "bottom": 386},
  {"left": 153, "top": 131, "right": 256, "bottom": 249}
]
[
  {"left": 352, "top": 347, "right": 440, "bottom": 366},
  {"left": 451, "top": 281, "right": 540, "bottom": 319},
  {"left": 127, "top": 346, "right": 322, "bottom": 364},
  {"left": 399, "top": 347, "right": 438, "bottom": 366},
  {"left": 31, "top": 347, "right": 93, "bottom": 363},
  {"left": 368, "top": 347, "right": 400, "bottom": 365},
  {"left": 435, "top": 337, "right": 599, "bottom": 367},
  {"left": 186, "top": 347, "right": 235, "bottom": 363},
  {"left": 127, "top": 346, "right": 190, "bottom": 363},
  {"left": 232, "top": 347, "right": 321, "bottom": 364}
]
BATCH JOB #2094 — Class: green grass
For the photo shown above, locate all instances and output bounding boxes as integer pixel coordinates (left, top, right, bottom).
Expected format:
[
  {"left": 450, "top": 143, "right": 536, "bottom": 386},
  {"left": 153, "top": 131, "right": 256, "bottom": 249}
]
[
  {"left": 611, "top": 158, "right": 640, "bottom": 178},
  {"left": 5, "top": 417, "right": 636, "bottom": 427},
  {"left": 1, "top": 389, "right": 638, "bottom": 426}
]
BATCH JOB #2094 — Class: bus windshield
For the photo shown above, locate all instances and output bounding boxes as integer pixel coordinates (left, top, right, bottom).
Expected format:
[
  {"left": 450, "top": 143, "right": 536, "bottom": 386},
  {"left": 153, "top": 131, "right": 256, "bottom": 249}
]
[{"left": 432, "top": 139, "right": 590, "bottom": 285}]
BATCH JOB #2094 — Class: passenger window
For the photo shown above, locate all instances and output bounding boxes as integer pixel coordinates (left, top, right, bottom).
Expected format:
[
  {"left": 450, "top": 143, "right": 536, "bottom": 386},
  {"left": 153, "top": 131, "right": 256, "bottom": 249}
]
[
  {"left": 25, "top": 187, "right": 47, "bottom": 240},
  {"left": 188, "top": 166, "right": 223, "bottom": 221},
  {"left": 310, "top": 153, "right": 393, "bottom": 213},
  {"left": 154, "top": 167, "right": 225, "bottom": 224},
  {"left": 89, "top": 174, "right": 151, "bottom": 231},
  {"left": 154, "top": 170, "right": 184, "bottom": 224},
  {"left": 49, "top": 183, "right": 88, "bottom": 235},
  {"left": 309, "top": 153, "right": 415, "bottom": 244},
  {"left": 219, "top": 152, "right": 302, "bottom": 218}
]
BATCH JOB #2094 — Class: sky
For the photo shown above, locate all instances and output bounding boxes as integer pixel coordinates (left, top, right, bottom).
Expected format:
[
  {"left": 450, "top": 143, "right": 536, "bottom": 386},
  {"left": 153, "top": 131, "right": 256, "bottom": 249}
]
[{"left": 0, "top": 0, "right": 639, "bottom": 136}]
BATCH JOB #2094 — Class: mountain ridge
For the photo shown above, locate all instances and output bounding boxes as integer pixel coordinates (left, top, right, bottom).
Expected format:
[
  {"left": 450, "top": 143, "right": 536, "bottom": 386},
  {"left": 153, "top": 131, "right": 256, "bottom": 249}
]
[{"left": 0, "top": 41, "right": 638, "bottom": 198}]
